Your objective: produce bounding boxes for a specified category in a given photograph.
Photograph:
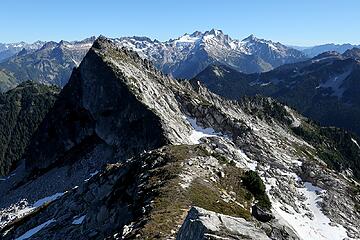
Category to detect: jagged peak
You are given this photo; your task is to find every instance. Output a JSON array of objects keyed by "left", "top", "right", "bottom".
[
  {"left": 241, "top": 34, "right": 282, "bottom": 46},
  {"left": 16, "top": 48, "right": 28, "bottom": 56},
  {"left": 190, "top": 30, "right": 203, "bottom": 38},
  {"left": 170, "top": 29, "right": 228, "bottom": 45},
  {"left": 202, "top": 29, "right": 228, "bottom": 39},
  {"left": 57, "top": 37, "right": 96, "bottom": 49},
  {"left": 81, "top": 36, "right": 96, "bottom": 43},
  {"left": 39, "top": 41, "right": 59, "bottom": 50},
  {"left": 207, "top": 28, "right": 223, "bottom": 36},
  {"left": 90, "top": 36, "right": 162, "bottom": 76},
  {"left": 242, "top": 34, "right": 258, "bottom": 42},
  {"left": 92, "top": 35, "right": 113, "bottom": 50}
]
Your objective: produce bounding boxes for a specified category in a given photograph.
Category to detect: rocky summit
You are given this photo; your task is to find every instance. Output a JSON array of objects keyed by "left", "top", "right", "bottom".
[{"left": 0, "top": 37, "right": 359, "bottom": 240}]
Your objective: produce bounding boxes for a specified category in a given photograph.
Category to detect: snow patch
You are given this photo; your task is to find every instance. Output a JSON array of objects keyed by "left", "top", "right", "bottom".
[
  {"left": 292, "top": 159, "right": 303, "bottom": 166},
  {"left": 33, "top": 192, "right": 65, "bottom": 208},
  {"left": 186, "top": 117, "right": 220, "bottom": 144},
  {"left": 84, "top": 170, "right": 99, "bottom": 182},
  {"left": 0, "top": 192, "right": 65, "bottom": 228},
  {"left": 260, "top": 82, "right": 271, "bottom": 87},
  {"left": 15, "top": 219, "right": 55, "bottom": 240},
  {"left": 0, "top": 200, "right": 33, "bottom": 229},
  {"left": 71, "top": 58, "right": 80, "bottom": 66},
  {"left": 122, "top": 222, "right": 134, "bottom": 238},
  {"left": 230, "top": 146, "right": 257, "bottom": 171},
  {"left": 89, "top": 170, "right": 99, "bottom": 177},
  {"left": 319, "top": 69, "right": 351, "bottom": 98},
  {"left": 285, "top": 106, "right": 301, "bottom": 127},
  {"left": 264, "top": 172, "right": 349, "bottom": 240},
  {"left": 186, "top": 116, "right": 257, "bottom": 170},
  {"left": 0, "top": 173, "right": 15, "bottom": 181},
  {"left": 351, "top": 138, "right": 360, "bottom": 149},
  {"left": 213, "top": 66, "right": 224, "bottom": 77},
  {"left": 174, "top": 34, "right": 199, "bottom": 44},
  {"left": 72, "top": 215, "right": 86, "bottom": 225}
]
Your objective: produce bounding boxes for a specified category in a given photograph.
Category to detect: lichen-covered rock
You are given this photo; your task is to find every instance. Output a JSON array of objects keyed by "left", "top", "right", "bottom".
[{"left": 177, "top": 206, "right": 270, "bottom": 240}]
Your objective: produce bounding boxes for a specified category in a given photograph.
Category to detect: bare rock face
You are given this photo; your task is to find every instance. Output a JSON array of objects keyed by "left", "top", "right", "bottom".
[
  {"left": 1, "top": 149, "right": 173, "bottom": 239},
  {"left": 1, "top": 37, "right": 359, "bottom": 240},
  {"left": 25, "top": 37, "right": 169, "bottom": 172},
  {"left": 177, "top": 207, "right": 270, "bottom": 240},
  {"left": 252, "top": 205, "right": 274, "bottom": 222}
]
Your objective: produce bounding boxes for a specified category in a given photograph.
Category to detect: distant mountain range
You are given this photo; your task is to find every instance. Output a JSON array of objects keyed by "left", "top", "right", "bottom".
[
  {"left": 115, "top": 30, "right": 307, "bottom": 78},
  {"left": 0, "top": 30, "right": 308, "bottom": 90},
  {"left": 0, "top": 37, "right": 95, "bottom": 91},
  {"left": 0, "top": 30, "right": 359, "bottom": 91},
  {"left": 0, "top": 41, "right": 45, "bottom": 62},
  {"left": 292, "top": 43, "right": 360, "bottom": 57},
  {"left": 194, "top": 48, "right": 360, "bottom": 136}
]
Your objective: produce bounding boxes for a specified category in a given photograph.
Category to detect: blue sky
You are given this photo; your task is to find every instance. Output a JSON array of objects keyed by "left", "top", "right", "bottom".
[{"left": 1, "top": 0, "right": 359, "bottom": 46}]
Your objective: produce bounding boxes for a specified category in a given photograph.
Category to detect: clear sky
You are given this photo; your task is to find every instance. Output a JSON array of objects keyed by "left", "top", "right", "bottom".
[{"left": 1, "top": 0, "right": 359, "bottom": 46}]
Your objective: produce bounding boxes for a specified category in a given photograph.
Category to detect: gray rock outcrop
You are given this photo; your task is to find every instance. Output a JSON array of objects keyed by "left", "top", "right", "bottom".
[{"left": 177, "top": 206, "right": 270, "bottom": 240}]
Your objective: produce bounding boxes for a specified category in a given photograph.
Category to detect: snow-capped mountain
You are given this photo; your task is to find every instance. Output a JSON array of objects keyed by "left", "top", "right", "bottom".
[
  {"left": 114, "top": 29, "right": 307, "bottom": 78},
  {"left": 0, "top": 41, "right": 45, "bottom": 62},
  {"left": 194, "top": 48, "right": 360, "bottom": 137},
  {"left": 0, "top": 37, "right": 95, "bottom": 90},
  {"left": 0, "top": 30, "right": 306, "bottom": 91}
]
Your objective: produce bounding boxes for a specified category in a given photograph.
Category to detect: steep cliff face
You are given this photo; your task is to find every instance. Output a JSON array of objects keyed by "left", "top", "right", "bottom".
[
  {"left": 25, "top": 38, "right": 174, "bottom": 172},
  {"left": 0, "top": 37, "right": 359, "bottom": 240}
]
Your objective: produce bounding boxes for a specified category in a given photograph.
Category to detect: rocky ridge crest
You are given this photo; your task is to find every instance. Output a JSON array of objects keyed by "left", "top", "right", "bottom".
[{"left": 0, "top": 37, "right": 358, "bottom": 240}]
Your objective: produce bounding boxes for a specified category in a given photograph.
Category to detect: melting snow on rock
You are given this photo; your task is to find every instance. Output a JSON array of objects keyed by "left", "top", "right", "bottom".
[
  {"left": 32, "top": 192, "right": 65, "bottom": 208},
  {"left": 15, "top": 219, "right": 55, "bottom": 240},
  {"left": 351, "top": 138, "right": 360, "bottom": 149},
  {"left": 266, "top": 175, "right": 349, "bottom": 240},
  {"left": 72, "top": 215, "right": 86, "bottom": 225},
  {"left": 0, "top": 192, "right": 65, "bottom": 228},
  {"left": 186, "top": 117, "right": 221, "bottom": 144}
]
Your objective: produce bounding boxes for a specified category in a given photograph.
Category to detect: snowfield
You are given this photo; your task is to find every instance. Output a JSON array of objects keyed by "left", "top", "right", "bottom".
[
  {"left": 186, "top": 117, "right": 220, "bottom": 144},
  {"left": 0, "top": 192, "right": 65, "bottom": 229},
  {"left": 186, "top": 116, "right": 257, "bottom": 171},
  {"left": 15, "top": 219, "right": 55, "bottom": 240},
  {"left": 263, "top": 172, "right": 349, "bottom": 240},
  {"left": 72, "top": 215, "right": 86, "bottom": 225}
]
